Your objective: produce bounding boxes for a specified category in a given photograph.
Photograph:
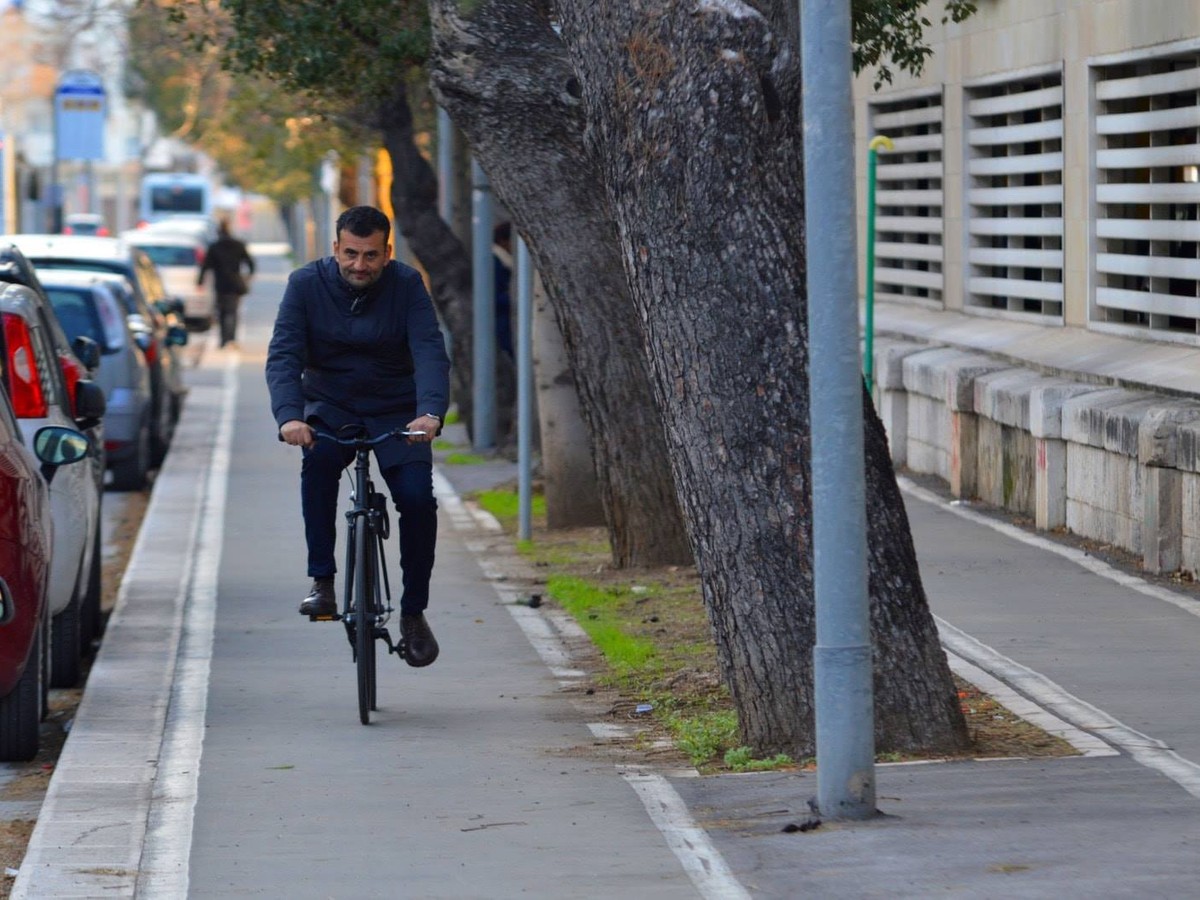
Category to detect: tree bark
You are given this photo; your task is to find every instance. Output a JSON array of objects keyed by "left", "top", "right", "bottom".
[
  {"left": 557, "top": 0, "right": 967, "bottom": 756},
  {"left": 429, "top": 0, "right": 692, "bottom": 566},
  {"left": 532, "top": 271, "right": 605, "bottom": 527},
  {"left": 376, "top": 84, "right": 474, "bottom": 422}
]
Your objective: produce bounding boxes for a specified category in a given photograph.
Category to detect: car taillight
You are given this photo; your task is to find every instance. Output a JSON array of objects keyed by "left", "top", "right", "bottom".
[
  {"left": 142, "top": 337, "right": 159, "bottom": 366},
  {"left": 2, "top": 313, "right": 48, "bottom": 418},
  {"left": 58, "top": 352, "right": 86, "bottom": 418}
]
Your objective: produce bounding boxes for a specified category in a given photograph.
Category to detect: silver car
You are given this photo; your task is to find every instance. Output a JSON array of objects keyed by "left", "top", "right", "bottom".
[
  {"left": 0, "top": 282, "right": 106, "bottom": 688},
  {"left": 39, "top": 271, "right": 155, "bottom": 491}
]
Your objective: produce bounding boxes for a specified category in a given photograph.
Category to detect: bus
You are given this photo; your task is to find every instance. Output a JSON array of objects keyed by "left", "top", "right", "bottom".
[{"left": 138, "top": 172, "right": 212, "bottom": 225}]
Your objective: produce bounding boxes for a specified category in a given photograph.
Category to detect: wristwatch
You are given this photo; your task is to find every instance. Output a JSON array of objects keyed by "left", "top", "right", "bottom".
[{"left": 422, "top": 413, "right": 442, "bottom": 423}]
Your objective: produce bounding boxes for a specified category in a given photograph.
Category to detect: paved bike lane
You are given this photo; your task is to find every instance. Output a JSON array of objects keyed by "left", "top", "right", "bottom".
[{"left": 15, "top": 255, "right": 711, "bottom": 898}]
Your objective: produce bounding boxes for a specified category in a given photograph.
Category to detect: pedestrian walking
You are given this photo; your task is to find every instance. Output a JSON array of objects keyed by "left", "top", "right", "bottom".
[
  {"left": 265, "top": 205, "right": 450, "bottom": 667},
  {"left": 199, "top": 219, "right": 255, "bottom": 347}
]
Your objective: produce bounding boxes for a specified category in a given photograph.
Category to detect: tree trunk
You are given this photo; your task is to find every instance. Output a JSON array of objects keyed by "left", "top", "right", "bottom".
[
  {"left": 429, "top": 0, "right": 692, "bottom": 566},
  {"left": 532, "top": 271, "right": 605, "bottom": 527},
  {"left": 377, "top": 84, "right": 474, "bottom": 422},
  {"left": 557, "top": 0, "right": 967, "bottom": 756}
]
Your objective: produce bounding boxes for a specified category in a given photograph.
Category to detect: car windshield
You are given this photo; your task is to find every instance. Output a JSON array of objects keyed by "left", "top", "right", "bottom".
[
  {"left": 136, "top": 245, "right": 198, "bottom": 267},
  {"left": 44, "top": 286, "right": 125, "bottom": 354}
]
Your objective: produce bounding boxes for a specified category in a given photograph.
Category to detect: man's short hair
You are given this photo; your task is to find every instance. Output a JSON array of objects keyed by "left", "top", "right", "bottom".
[{"left": 336, "top": 206, "right": 391, "bottom": 243}]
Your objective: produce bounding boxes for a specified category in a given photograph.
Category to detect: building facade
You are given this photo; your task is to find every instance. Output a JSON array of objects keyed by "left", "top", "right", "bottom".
[
  {"left": 856, "top": 0, "right": 1200, "bottom": 342},
  {"left": 853, "top": 1, "right": 1200, "bottom": 577}
]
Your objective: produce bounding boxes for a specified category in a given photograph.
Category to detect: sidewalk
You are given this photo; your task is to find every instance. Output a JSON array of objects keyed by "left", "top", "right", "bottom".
[
  {"left": 437, "top": 431, "right": 1200, "bottom": 896},
  {"left": 14, "top": 331, "right": 1200, "bottom": 896}
]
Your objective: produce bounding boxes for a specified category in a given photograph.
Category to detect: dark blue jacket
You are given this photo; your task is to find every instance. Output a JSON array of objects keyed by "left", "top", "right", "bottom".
[{"left": 266, "top": 257, "right": 450, "bottom": 456}]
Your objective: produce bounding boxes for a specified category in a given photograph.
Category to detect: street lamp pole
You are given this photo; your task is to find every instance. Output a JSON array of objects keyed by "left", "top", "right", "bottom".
[{"left": 800, "top": 0, "right": 877, "bottom": 821}]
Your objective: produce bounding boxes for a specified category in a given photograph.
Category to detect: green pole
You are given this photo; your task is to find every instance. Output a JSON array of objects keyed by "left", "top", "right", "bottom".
[{"left": 864, "top": 135, "right": 892, "bottom": 395}]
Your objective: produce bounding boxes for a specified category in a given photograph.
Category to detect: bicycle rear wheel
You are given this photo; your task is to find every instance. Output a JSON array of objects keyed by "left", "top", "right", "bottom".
[{"left": 354, "top": 517, "right": 377, "bottom": 724}]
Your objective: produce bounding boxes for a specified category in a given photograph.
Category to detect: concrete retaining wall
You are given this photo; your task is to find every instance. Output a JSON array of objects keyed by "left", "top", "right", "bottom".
[{"left": 872, "top": 337, "right": 1200, "bottom": 577}]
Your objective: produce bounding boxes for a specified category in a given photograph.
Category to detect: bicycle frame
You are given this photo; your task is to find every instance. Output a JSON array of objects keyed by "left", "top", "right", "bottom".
[
  {"left": 342, "top": 444, "right": 394, "bottom": 645},
  {"left": 311, "top": 426, "right": 424, "bottom": 723}
]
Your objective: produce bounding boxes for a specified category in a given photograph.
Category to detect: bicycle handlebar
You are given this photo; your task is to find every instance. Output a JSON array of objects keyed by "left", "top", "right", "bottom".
[{"left": 311, "top": 427, "right": 426, "bottom": 447}]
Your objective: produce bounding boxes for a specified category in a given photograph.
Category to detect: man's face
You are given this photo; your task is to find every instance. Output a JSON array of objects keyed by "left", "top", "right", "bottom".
[{"left": 334, "top": 229, "right": 391, "bottom": 289}]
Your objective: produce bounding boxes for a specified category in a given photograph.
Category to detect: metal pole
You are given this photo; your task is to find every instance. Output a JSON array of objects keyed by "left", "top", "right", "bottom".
[
  {"left": 437, "top": 109, "right": 455, "bottom": 223},
  {"left": 471, "top": 157, "right": 496, "bottom": 450},
  {"left": 864, "top": 135, "right": 893, "bottom": 395},
  {"left": 516, "top": 235, "right": 534, "bottom": 542},
  {"left": 800, "top": 0, "right": 876, "bottom": 820}
]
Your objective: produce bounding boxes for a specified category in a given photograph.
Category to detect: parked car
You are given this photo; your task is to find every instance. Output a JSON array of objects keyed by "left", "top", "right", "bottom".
[
  {"left": 122, "top": 230, "right": 211, "bottom": 331},
  {"left": 0, "top": 281, "right": 106, "bottom": 690},
  {"left": 0, "top": 243, "right": 108, "bottom": 508},
  {"left": 136, "top": 214, "right": 218, "bottom": 247},
  {"left": 9, "top": 234, "right": 188, "bottom": 463},
  {"left": 39, "top": 270, "right": 156, "bottom": 491},
  {"left": 62, "top": 213, "right": 110, "bottom": 237},
  {"left": 0, "top": 354, "right": 91, "bottom": 760}
]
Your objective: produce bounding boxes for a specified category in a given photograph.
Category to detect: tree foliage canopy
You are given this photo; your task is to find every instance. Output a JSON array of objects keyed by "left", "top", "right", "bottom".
[
  {"left": 218, "top": 0, "right": 429, "bottom": 110},
  {"left": 852, "top": 0, "right": 977, "bottom": 88}
]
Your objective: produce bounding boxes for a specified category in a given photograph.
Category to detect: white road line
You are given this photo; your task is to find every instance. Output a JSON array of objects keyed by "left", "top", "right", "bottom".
[
  {"left": 938, "top": 617, "right": 1200, "bottom": 797},
  {"left": 901, "top": 477, "right": 1200, "bottom": 797},
  {"left": 899, "top": 475, "right": 1200, "bottom": 622},
  {"left": 618, "top": 766, "right": 752, "bottom": 900},
  {"left": 438, "top": 476, "right": 748, "bottom": 898},
  {"left": 137, "top": 350, "right": 238, "bottom": 896},
  {"left": 941, "top": 645, "right": 1116, "bottom": 758}
]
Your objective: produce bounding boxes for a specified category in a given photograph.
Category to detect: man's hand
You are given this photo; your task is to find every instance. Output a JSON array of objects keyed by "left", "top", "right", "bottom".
[
  {"left": 279, "top": 419, "right": 314, "bottom": 447},
  {"left": 405, "top": 414, "right": 440, "bottom": 443}
]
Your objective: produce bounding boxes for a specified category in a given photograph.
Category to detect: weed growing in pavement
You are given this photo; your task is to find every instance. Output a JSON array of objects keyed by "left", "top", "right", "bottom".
[{"left": 724, "top": 746, "right": 795, "bottom": 772}]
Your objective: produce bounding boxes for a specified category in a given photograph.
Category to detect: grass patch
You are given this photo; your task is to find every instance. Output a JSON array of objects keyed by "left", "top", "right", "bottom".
[
  {"left": 546, "top": 576, "right": 656, "bottom": 672},
  {"left": 443, "top": 451, "right": 490, "bottom": 465},
  {"left": 475, "top": 489, "right": 546, "bottom": 522}
]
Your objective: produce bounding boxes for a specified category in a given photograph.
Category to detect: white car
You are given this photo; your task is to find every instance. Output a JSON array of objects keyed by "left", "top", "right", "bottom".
[{"left": 122, "top": 231, "right": 212, "bottom": 331}]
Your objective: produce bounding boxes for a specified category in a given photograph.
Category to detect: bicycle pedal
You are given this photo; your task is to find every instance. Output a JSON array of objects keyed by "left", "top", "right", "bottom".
[{"left": 308, "top": 612, "right": 341, "bottom": 622}]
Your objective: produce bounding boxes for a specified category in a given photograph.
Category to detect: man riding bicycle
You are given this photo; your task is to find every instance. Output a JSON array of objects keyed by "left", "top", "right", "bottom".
[{"left": 266, "top": 205, "right": 450, "bottom": 667}]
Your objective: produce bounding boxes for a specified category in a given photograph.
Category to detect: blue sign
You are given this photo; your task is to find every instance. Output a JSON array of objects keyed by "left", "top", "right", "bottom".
[{"left": 55, "top": 71, "right": 106, "bottom": 162}]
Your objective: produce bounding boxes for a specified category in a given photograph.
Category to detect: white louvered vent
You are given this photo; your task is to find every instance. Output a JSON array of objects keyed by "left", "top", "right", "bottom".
[
  {"left": 868, "top": 91, "right": 944, "bottom": 306},
  {"left": 965, "top": 69, "right": 1064, "bottom": 320},
  {"left": 1093, "top": 50, "right": 1200, "bottom": 339}
]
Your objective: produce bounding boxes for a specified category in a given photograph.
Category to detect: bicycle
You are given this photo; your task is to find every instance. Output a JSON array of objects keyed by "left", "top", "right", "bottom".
[{"left": 308, "top": 426, "right": 424, "bottom": 724}]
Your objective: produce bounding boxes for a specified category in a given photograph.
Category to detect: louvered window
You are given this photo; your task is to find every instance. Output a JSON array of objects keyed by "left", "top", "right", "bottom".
[
  {"left": 965, "top": 68, "right": 1064, "bottom": 320},
  {"left": 868, "top": 90, "right": 944, "bottom": 306},
  {"left": 1093, "top": 49, "right": 1200, "bottom": 339}
]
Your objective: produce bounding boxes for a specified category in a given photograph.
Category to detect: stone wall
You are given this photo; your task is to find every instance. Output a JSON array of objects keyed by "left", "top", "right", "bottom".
[{"left": 874, "top": 337, "right": 1200, "bottom": 576}]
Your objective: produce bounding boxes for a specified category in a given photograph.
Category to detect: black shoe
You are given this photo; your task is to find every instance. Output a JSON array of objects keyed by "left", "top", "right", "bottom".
[
  {"left": 400, "top": 613, "right": 439, "bottom": 667},
  {"left": 300, "top": 578, "right": 337, "bottom": 618}
]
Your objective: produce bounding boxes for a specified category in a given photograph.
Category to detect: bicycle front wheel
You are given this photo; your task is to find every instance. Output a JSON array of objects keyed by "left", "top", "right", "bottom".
[{"left": 354, "top": 517, "right": 377, "bottom": 724}]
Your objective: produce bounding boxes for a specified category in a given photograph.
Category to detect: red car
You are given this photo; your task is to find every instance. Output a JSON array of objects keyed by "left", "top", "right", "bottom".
[{"left": 0, "top": 323, "right": 91, "bottom": 761}]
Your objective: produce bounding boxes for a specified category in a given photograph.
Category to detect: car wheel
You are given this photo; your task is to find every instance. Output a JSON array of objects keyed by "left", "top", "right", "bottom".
[
  {"left": 80, "top": 525, "right": 103, "bottom": 653},
  {"left": 51, "top": 580, "right": 83, "bottom": 688},
  {"left": 0, "top": 618, "right": 43, "bottom": 761},
  {"left": 111, "top": 421, "right": 151, "bottom": 491}
]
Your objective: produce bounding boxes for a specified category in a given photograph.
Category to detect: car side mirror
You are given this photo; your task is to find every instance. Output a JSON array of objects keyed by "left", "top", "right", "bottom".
[
  {"left": 33, "top": 425, "right": 90, "bottom": 466},
  {"left": 156, "top": 298, "right": 185, "bottom": 318},
  {"left": 73, "top": 379, "right": 107, "bottom": 428},
  {"left": 166, "top": 324, "right": 189, "bottom": 347},
  {"left": 72, "top": 335, "right": 101, "bottom": 370}
]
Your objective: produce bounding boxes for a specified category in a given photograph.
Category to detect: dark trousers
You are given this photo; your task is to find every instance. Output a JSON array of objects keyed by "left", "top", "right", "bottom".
[
  {"left": 216, "top": 293, "right": 242, "bottom": 346},
  {"left": 301, "top": 439, "right": 437, "bottom": 615}
]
